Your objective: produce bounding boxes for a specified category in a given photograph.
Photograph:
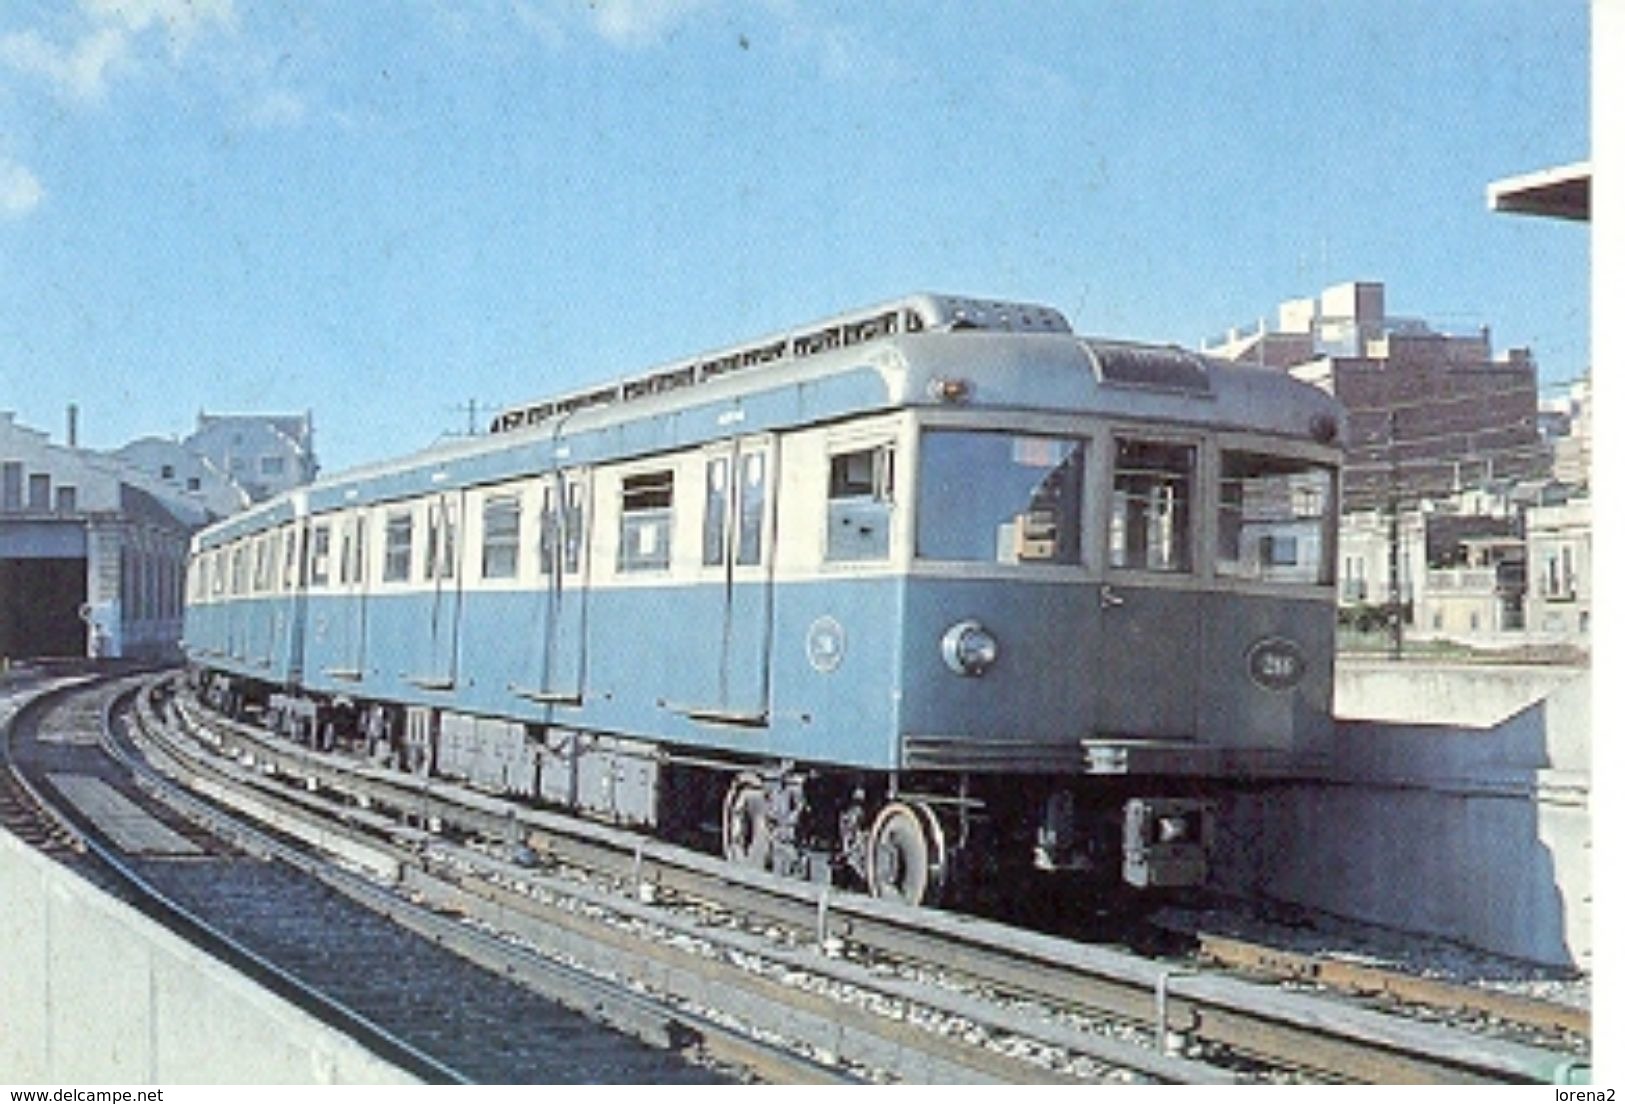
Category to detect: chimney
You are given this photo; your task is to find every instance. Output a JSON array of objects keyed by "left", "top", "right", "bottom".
[{"left": 67, "top": 403, "right": 79, "bottom": 449}]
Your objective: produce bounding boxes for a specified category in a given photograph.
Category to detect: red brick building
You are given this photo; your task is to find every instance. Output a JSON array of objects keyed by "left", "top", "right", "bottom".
[{"left": 1206, "top": 281, "right": 1547, "bottom": 511}]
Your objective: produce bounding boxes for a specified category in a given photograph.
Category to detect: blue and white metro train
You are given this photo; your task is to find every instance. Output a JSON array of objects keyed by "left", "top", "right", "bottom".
[{"left": 183, "top": 294, "right": 1345, "bottom": 906}]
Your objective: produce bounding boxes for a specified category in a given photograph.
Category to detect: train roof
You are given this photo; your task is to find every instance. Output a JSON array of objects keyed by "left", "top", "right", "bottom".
[{"left": 194, "top": 293, "right": 1344, "bottom": 550}]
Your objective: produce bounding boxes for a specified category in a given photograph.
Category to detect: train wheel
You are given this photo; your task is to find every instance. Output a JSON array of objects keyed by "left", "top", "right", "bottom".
[
  {"left": 721, "top": 778, "right": 772, "bottom": 869},
  {"left": 866, "top": 801, "right": 947, "bottom": 907}
]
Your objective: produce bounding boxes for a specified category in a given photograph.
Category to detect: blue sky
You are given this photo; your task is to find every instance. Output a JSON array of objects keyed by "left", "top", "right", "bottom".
[{"left": 0, "top": 1, "right": 1591, "bottom": 474}]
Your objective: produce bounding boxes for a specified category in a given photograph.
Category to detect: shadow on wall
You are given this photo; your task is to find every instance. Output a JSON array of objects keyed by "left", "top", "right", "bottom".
[{"left": 1214, "top": 670, "right": 1589, "bottom": 971}]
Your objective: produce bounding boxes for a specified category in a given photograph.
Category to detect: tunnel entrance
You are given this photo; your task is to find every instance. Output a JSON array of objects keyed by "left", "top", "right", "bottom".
[{"left": 0, "top": 557, "right": 87, "bottom": 658}]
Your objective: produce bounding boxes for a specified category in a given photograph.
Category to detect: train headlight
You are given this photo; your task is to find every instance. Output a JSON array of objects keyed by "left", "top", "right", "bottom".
[
  {"left": 941, "top": 620, "right": 998, "bottom": 677},
  {"left": 1157, "top": 815, "right": 1192, "bottom": 844}
]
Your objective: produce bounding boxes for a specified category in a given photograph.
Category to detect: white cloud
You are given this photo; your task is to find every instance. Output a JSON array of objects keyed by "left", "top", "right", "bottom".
[
  {"left": 0, "top": 0, "right": 235, "bottom": 102},
  {"left": 242, "top": 87, "right": 305, "bottom": 128},
  {"left": 82, "top": 0, "right": 236, "bottom": 48},
  {"left": 585, "top": 0, "right": 717, "bottom": 48},
  {"left": 0, "top": 25, "right": 129, "bottom": 102},
  {"left": 0, "top": 157, "right": 45, "bottom": 218}
]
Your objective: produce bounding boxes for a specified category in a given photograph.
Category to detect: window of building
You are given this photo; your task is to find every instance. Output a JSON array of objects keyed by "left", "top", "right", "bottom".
[
  {"left": 618, "top": 470, "right": 673, "bottom": 572},
  {"left": 1, "top": 462, "right": 21, "bottom": 511},
  {"left": 186, "top": 477, "right": 201, "bottom": 492},
  {"left": 27, "top": 473, "right": 50, "bottom": 511},
  {"left": 1109, "top": 439, "right": 1193, "bottom": 573},
  {"left": 56, "top": 486, "right": 77, "bottom": 513},
  {"left": 482, "top": 494, "right": 521, "bottom": 579},
  {"left": 1541, "top": 548, "right": 1577, "bottom": 601},
  {"left": 383, "top": 510, "right": 414, "bottom": 582},
  {"left": 918, "top": 431, "right": 1086, "bottom": 564},
  {"left": 826, "top": 444, "right": 894, "bottom": 562},
  {"left": 161, "top": 464, "right": 175, "bottom": 480}
]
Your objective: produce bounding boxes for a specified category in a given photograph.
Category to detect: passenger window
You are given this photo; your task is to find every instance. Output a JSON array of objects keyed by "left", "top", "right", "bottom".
[
  {"left": 338, "top": 518, "right": 365, "bottom": 585},
  {"left": 619, "top": 470, "right": 673, "bottom": 572},
  {"left": 383, "top": 510, "right": 414, "bottom": 582},
  {"left": 252, "top": 538, "right": 270, "bottom": 594},
  {"left": 703, "top": 458, "right": 729, "bottom": 567},
  {"left": 482, "top": 493, "right": 521, "bottom": 579},
  {"left": 538, "top": 482, "right": 559, "bottom": 577},
  {"left": 703, "top": 450, "right": 769, "bottom": 568},
  {"left": 538, "top": 477, "right": 586, "bottom": 577},
  {"left": 737, "top": 450, "right": 766, "bottom": 567},
  {"left": 826, "top": 444, "right": 894, "bottom": 562},
  {"left": 267, "top": 533, "right": 282, "bottom": 593},
  {"left": 918, "top": 432, "right": 1086, "bottom": 564},
  {"left": 309, "top": 524, "right": 332, "bottom": 586},
  {"left": 1217, "top": 452, "right": 1335, "bottom": 584},
  {"left": 425, "top": 500, "right": 459, "bottom": 580},
  {"left": 283, "top": 527, "right": 301, "bottom": 589},
  {"left": 562, "top": 480, "right": 584, "bottom": 575},
  {"left": 1110, "top": 439, "right": 1193, "bottom": 573}
]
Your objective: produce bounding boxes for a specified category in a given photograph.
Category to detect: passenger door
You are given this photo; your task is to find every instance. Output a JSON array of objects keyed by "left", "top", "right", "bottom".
[
  {"left": 279, "top": 521, "right": 308, "bottom": 682},
  {"left": 520, "top": 469, "right": 591, "bottom": 703},
  {"left": 696, "top": 439, "right": 777, "bottom": 723},
  {"left": 328, "top": 508, "right": 370, "bottom": 680},
  {"left": 423, "top": 491, "right": 465, "bottom": 688},
  {"left": 1093, "top": 435, "right": 1201, "bottom": 740}
]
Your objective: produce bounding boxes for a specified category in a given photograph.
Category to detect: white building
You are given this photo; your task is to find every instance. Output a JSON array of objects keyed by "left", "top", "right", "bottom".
[
  {"left": 113, "top": 436, "right": 251, "bottom": 518},
  {"left": 185, "top": 412, "right": 317, "bottom": 503},
  {"left": 1525, "top": 497, "right": 1591, "bottom": 640},
  {"left": 1, "top": 412, "right": 208, "bottom": 660}
]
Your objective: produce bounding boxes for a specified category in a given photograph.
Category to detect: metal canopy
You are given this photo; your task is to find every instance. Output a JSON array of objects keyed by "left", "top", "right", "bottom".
[{"left": 1487, "top": 161, "right": 1591, "bottom": 222}]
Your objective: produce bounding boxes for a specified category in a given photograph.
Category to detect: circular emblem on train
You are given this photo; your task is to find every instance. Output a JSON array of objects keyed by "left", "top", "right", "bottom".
[
  {"left": 806, "top": 616, "right": 846, "bottom": 673},
  {"left": 1246, "top": 636, "right": 1306, "bottom": 692}
]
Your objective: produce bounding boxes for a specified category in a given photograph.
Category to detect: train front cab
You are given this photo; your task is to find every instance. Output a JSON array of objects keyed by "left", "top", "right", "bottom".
[{"left": 889, "top": 405, "right": 1340, "bottom": 898}]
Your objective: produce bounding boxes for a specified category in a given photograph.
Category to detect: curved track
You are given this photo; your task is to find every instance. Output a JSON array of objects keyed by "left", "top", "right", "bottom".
[
  {"left": 116, "top": 674, "right": 1591, "bottom": 1085},
  {"left": 1, "top": 674, "right": 742, "bottom": 1084}
]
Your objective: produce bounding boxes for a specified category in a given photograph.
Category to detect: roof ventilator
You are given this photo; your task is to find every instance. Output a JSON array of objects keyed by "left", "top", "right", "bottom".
[{"left": 488, "top": 295, "right": 1069, "bottom": 434}]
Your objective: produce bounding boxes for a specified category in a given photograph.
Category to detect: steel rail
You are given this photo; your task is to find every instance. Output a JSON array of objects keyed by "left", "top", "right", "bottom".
[
  {"left": 1194, "top": 931, "right": 1589, "bottom": 1040},
  {"left": 2, "top": 676, "right": 469, "bottom": 1085},
  {"left": 166, "top": 679, "right": 1590, "bottom": 1085},
  {"left": 138, "top": 684, "right": 1178, "bottom": 1082},
  {"left": 126, "top": 684, "right": 851, "bottom": 1085}
]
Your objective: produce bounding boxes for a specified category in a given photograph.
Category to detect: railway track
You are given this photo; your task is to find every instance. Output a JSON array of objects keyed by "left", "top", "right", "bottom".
[
  {"left": 0, "top": 675, "right": 749, "bottom": 1084},
  {"left": 109, "top": 674, "right": 1590, "bottom": 1085},
  {"left": 1192, "top": 931, "right": 1589, "bottom": 1044}
]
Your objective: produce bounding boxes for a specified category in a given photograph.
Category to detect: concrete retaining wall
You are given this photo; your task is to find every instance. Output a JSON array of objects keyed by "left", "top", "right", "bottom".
[
  {"left": 1215, "top": 662, "right": 1590, "bottom": 970},
  {"left": 0, "top": 829, "right": 416, "bottom": 1084}
]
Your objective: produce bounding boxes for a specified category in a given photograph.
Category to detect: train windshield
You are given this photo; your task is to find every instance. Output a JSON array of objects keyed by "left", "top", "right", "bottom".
[
  {"left": 917, "top": 430, "right": 1087, "bottom": 564},
  {"left": 1217, "top": 451, "right": 1336, "bottom": 585}
]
